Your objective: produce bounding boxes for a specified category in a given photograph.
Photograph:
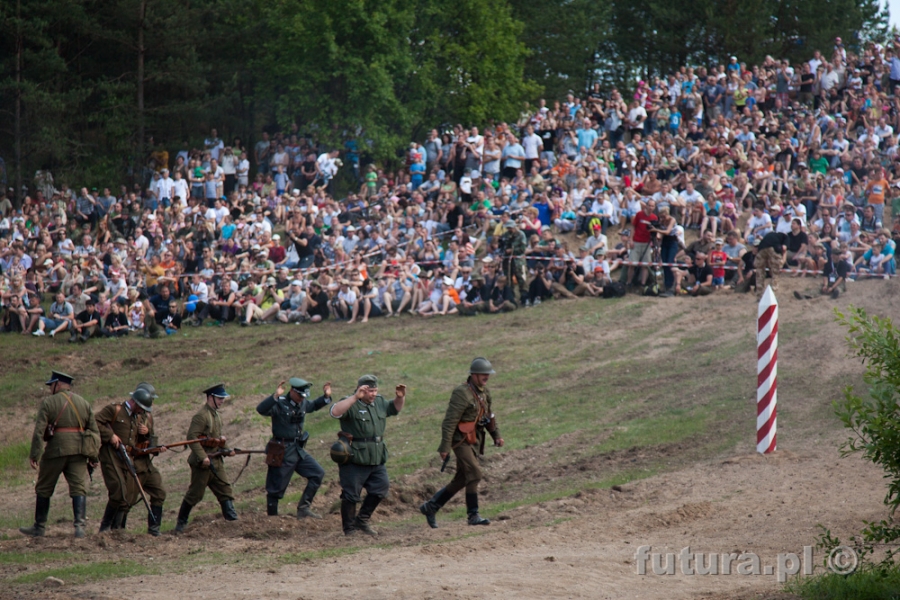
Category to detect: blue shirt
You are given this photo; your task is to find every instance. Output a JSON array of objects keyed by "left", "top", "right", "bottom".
[
  {"left": 576, "top": 128, "right": 598, "bottom": 150},
  {"left": 891, "top": 57, "right": 900, "bottom": 81},
  {"left": 669, "top": 112, "right": 682, "bottom": 129},
  {"left": 502, "top": 144, "right": 525, "bottom": 169}
]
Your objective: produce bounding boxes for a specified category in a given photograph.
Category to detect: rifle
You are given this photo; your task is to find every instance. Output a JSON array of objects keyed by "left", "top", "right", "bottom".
[
  {"left": 205, "top": 448, "right": 267, "bottom": 487},
  {"left": 115, "top": 444, "right": 156, "bottom": 524},
  {"left": 129, "top": 436, "right": 225, "bottom": 457}
]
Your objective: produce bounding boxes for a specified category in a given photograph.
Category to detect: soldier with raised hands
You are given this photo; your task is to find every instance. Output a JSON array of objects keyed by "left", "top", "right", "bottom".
[
  {"left": 329, "top": 375, "right": 406, "bottom": 536},
  {"left": 256, "top": 378, "right": 332, "bottom": 518},
  {"left": 420, "top": 357, "right": 504, "bottom": 528}
]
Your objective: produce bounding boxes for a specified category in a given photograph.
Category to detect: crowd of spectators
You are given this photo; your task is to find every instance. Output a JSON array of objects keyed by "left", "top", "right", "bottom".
[{"left": 4, "top": 36, "right": 900, "bottom": 339}]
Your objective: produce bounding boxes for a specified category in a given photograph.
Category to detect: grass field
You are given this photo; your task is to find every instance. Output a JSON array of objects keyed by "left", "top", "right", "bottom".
[{"left": 0, "top": 289, "right": 859, "bottom": 593}]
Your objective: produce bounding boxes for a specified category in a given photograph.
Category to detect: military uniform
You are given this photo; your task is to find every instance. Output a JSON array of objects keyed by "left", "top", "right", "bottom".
[
  {"left": 256, "top": 378, "right": 330, "bottom": 517},
  {"left": 501, "top": 224, "right": 528, "bottom": 303},
  {"left": 95, "top": 390, "right": 166, "bottom": 535},
  {"left": 21, "top": 371, "right": 100, "bottom": 538},
  {"left": 332, "top": 374, "right": 400, "bottom": 535},
  {"left": 421, "top": 358, "right": 502, "bottom": 528},
  {"left": 175, "top": 384, "right": 237, "bottom": 533}
]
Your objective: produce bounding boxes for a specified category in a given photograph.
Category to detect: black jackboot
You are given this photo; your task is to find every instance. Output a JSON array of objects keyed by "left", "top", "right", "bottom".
[
  {"left": 148, "top": 505, "right": 163, "bottom": 537},
  {"left": 419, "top": 487, "right": 454, "bottom": 529},
  {"left": 72, "top": 496, "right": 87, "bottom": 538},
  {"left": 266, "top": 496, "right": 279, "bottom": 516},
  {"left": 19, "top": 496, "right": 50, "bottom": 537},
  {"left": 119, "top": 509, "right": 130, "bottom": 530},
  {"left": 220, "top": 499, "right": 238, "bottom": 521},
  {"left": 354, "top": 494, "right": 382, "bottom": 536},
  {"left": 465, "top": 492, "right": 490, "bottom": 526},
  {"left": 98, "top": 502, "right": 117, "bottom": 533},
  {"left": 296, "top": 484, "right": 322, "bottom": 519},
  {"left": 174, "top": 501, "right": 193, "bottom": 533},
  {"left": 340, "top": 499, "right": 358, "bottom": 535}
]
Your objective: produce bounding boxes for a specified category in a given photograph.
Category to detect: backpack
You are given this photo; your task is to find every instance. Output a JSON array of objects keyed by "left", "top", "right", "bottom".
[
  {"left": 642, "top": 281, "right": 660, "bottom": 297},
  {"left": 603, "top": 281, "right": 627, "bottom": 298}
]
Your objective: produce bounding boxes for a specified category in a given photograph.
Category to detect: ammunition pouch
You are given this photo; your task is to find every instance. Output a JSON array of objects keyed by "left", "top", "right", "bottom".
[{"left": 265, "top": 440, "right": 285, "bottom": 468}]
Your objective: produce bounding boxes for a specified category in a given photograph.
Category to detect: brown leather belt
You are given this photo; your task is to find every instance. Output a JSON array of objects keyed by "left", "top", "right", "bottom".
[{"left": 54, "top": 427, "right": 83, "bottom": 433}]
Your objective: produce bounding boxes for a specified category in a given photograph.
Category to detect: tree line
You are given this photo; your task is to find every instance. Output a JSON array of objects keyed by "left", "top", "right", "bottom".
[{"left": 0, "top": 0, "right": 889, "bottom": 201}]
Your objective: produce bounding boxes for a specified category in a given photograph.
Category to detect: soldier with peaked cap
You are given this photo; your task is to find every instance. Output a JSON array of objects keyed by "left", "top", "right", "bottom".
[
  {"left": 95, "top": 382, "right": 167, "bottom": 535},
  {"left": 329, "top": 374, "right": 406, "bottom": 536},
  {"left": 20, "top": 371, "right": 100, "bottom": 539},
  {"left": 420, "top": 357, "right": 504, "bottom": 528},
  {"left": 174, "top": 383, "right": 237, "bottom": 533},
  {"left": 256, "top": 377, "right": 333, "bottom": 518}
]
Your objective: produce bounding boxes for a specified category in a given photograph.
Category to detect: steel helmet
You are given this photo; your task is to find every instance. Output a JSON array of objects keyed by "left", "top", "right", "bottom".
[
  {"left": 330, "top": 438, "right": 352, "bottom": 465},
  {"left": 130, "top": 388, "right": 154, "bottom": 412},
  {"left": 135, "top": 381, "right": 159, "bottom": 399},
  {"left": 469, "top": 357, "right": 496, "bottom": 375}
]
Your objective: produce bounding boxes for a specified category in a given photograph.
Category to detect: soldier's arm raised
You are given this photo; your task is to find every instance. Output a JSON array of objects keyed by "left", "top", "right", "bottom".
[
  {"left": 256, "top": 393, "right": 278, "bottom": 416},
  {"left": 330, "top": 387, "right": 367, "bottom": 418}
]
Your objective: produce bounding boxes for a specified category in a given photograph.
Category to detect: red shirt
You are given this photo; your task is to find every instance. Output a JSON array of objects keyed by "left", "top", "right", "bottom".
[
  {"left": 710, "top": 250, "right": 727, "bottom": 278},
  {"left": 632, "top": 210, "right": 658, "bottom": 243}
]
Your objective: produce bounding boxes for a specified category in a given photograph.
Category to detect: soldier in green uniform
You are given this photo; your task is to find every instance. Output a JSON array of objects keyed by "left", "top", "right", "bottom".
[
  {"left": 420, "top": 357, "right": 504, "bottom": 528},
  {"left": 329, "top": 375, "right": 406, "bottom": 536},
  {"left": 256, "top": 378, "right": 332, "bottom": 518},
  {"left": 95, "top": 384, "right": 167, "bottom": 535},
  {"left": 20, "top": 371, "right": 100, "bottom": 538},
  {"left": 174, "top": 384, "right": 237, "bottom": 533},
  {"left": 501, "top": 221, "right": 528, "bottom": 305}
]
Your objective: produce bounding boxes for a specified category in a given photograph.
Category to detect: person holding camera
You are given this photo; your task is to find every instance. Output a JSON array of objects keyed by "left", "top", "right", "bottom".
[
  {"left": 242, "top": 276, "right": 284, "bottom": 326},
  {"left": 256, "top": 378, "right": 332, "bottom": 518}
]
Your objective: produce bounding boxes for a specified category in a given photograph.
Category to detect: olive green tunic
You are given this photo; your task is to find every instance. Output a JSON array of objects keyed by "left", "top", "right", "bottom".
[
  {"left": 337, "top": 396, "right": 399, "bottom": 466},
  {"left": 438, "top": 383, "right": 493, "bottom": 454},
  {"left": 182, "top": 403, "right": 232, "bottom": 506},
  {"left": 29, "top": 391, "right": 100, "bottom": 498}
]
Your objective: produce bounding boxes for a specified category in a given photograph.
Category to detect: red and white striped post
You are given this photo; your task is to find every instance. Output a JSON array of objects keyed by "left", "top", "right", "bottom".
[{"left": 757, "top": 286, "right": 778, "bottom": 454}]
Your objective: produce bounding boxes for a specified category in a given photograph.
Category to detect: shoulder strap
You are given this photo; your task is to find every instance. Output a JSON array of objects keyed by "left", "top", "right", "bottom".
[
  {"left": 61, "top": 392, "right": 85, "bottom": 432},
  {"left": 49, "top": 396, "right": 69, "bottom": 431}
]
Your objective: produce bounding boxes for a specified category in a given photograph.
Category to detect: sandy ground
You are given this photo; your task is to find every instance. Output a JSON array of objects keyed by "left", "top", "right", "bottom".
[{"left": 12, "top": 431, "right": 880, "bottom": 600}]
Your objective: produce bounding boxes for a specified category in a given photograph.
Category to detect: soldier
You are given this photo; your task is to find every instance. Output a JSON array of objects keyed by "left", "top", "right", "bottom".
[
  {"left": 20, "top": 371, "right": 100, "bottom": 538},
  {"left": 256, "top": 378, "right": 332, "bottom": 518},
  {"left": 95, "top": 383, "right": 167, "bottom": 535},
  {"left": 420, "top": 357, "right": 504, "bottom": 528},
  {"left": 501, "top": 221, "right": 528, "bottom": 305},
  {"left": 330, "top": 375, "right": 406, "bottom": 536},
  {"left": 174, "top": 384, "right": 237, "bottom": 533}
]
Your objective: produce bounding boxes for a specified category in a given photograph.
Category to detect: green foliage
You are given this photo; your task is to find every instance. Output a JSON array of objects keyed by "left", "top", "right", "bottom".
[
  {"left": 822, "top": 306, "right": 900, "bottom": 573},
  {"left": 785, "top": 554, "right": 900, "bottom": 599}
]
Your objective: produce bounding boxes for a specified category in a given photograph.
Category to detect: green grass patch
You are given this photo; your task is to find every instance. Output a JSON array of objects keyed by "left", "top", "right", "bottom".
[
  {"left": 0, "top": 441, "right": 30, "bottom": 472},
  {"left": 0, "top": 551, "right": 73, "bottom": 564},
  {"left": 785, "top": 567, "right": 900, "bottom": 599},
  {"left": 12, "top": 559, "right": 159, "bottom": 584}
]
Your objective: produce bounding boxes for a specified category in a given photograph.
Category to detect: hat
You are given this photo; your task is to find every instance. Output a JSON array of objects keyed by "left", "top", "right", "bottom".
[
  {"left": 592, "top": 223, "right": 602, "bottom": 230},
  {"left": 715, "top": 238, "right": 724, "bottom": 244},
  {"left": 442, "top": 276, "right": 454, "bottom": 286},
  {"left": 115, "top": 238, "right": 127, "bottom": 244},
  {"left": 266, "top": 277, "right": 276, "bottom": 286},
  {"left": 471, "top": 274, "right": 485, "bottom": 281},
  {"left": 272, "top": 234, "right": 281, "bottom": 240},
  {"left": 481, "top": 256, "right": 493, "bottom": 264},
  {"left": 357, "top": 374, "right": 379, "bottom": 389},
  {"left": 291, "top": 279, "right": 303, "bottom": 286},
  {"left": 43, "top": 259, "right": 53, "bottom": 267},
  {"left": 203, "top": 383, "right": 230, "bottom": 398},
  {"left": 345, "top": 225, "right": 356, "bottom": 232},
  {"left": 289, "top": 377, "right": 312, "bottom": 391},
  {"left": 45, "top": 371, "right": 74, "bottom": 386},
  {"left": 619, "top": 229, "right": 631, "bottom": 236},
  {"left": 752, "top": 238, "right": 761, "bottom": 247},
  {"left": 596, "top": 247, "right": 608, "bottom": 255},
  {"left": 503, "top": 221, "right": 517, "bottom": 229},
  {"left": 292, "top": 189, "right": 301, "bottom": 195},
  {"left": 594, "top": 265, "right": 605, "bottom": 272}
]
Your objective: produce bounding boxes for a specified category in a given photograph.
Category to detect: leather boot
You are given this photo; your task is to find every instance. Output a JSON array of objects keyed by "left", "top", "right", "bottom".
[
  {"left": 354, "top": 494, "right": 382, "bottom": 536},
  {"left": 110, "top": 508, "right": 125, "bottom": 530},
  {"left": 419, "top": 487, "right": 454, "bottom": 529},
  {"left": 119, "top": 509, "right": 130, "bottom": 530},
  {"left": 19, "top": 496, "right": 50, "bottom": 537},
  {"left": 148, "top": 505, "right": 163, "bottom": 537},
  {"left": 174, "top": 501, "right": 193, "bottom": 533},
  {"left": 220, "top": 499, "right": 238, "bottom": 521},
  {"left": 340, "top": 499, "right": 358, "bottom": 535},
  {"left": 266, "top": 497, "right": 279, "bottom": 516},
  {"left": 296, "top": 485, "right": 322, "bottom": 519},
  {"left": 465, "top": 492, "right": 490, "bottom": 526},
  {"left": 98, "top": 501, "right": 117, "bottom": 533},
  {"left": 72, "top": 496, "right": 87, "bottom": 538}
]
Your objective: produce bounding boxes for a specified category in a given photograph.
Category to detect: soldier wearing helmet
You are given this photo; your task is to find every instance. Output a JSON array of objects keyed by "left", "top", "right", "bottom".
[
  {"left": 256, "top": 377, "right": 333, "bottom": 518},
  {"left": 329, "top": 374, "right": 407, "bottom": 536},
  {"left": 420, "top": 357, "right": 504, "bottom": 528},
  {"left": 95, "top": 382, "right": 167, "bottom": 535}
]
